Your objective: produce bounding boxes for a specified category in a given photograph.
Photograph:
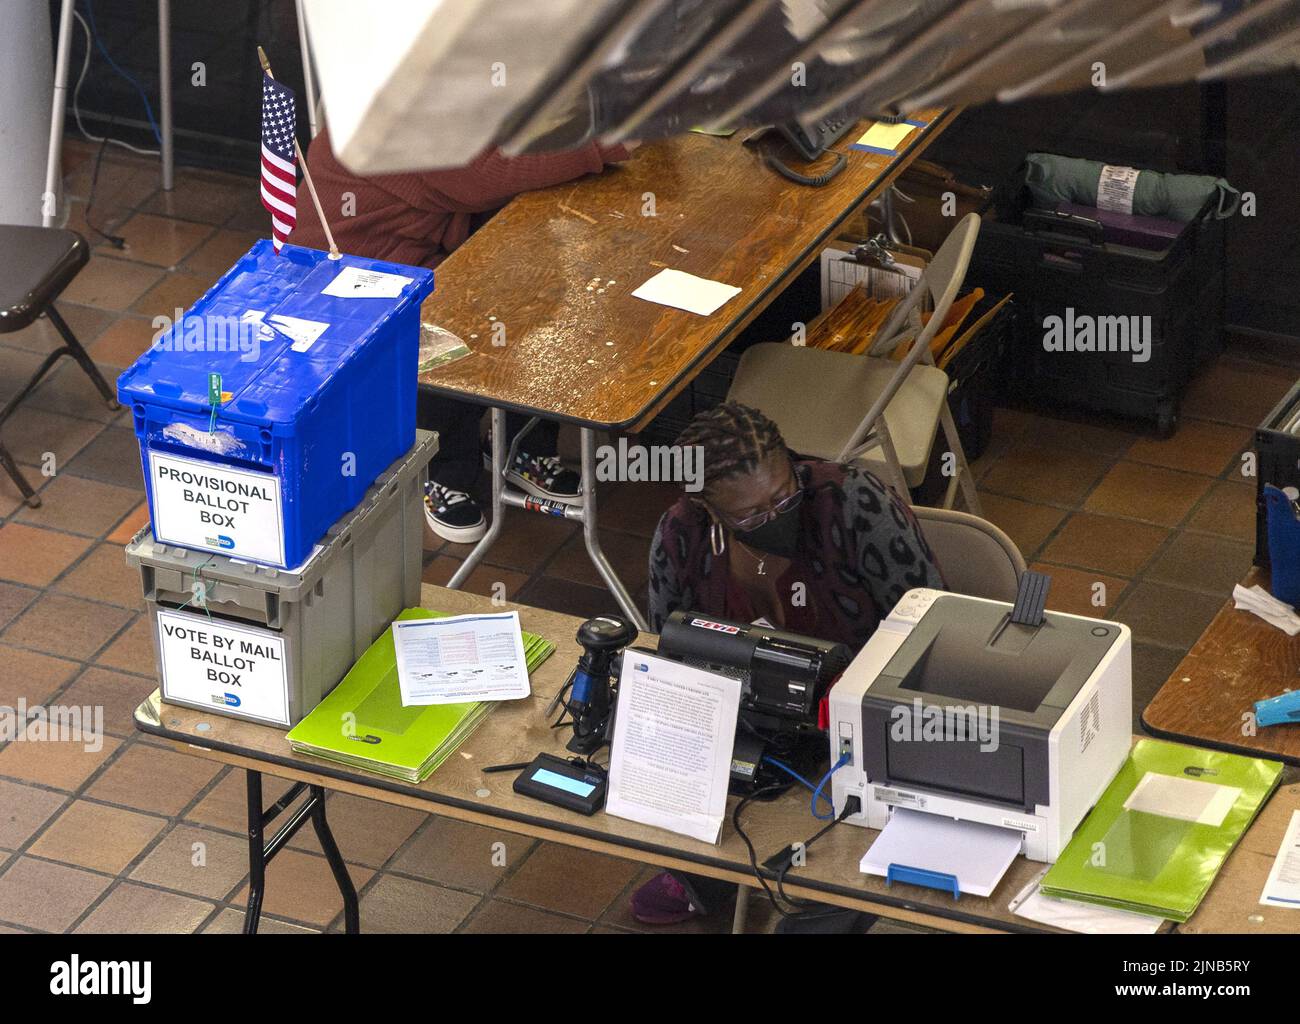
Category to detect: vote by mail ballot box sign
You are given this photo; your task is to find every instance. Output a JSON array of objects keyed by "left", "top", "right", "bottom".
[
  {"left": 156, "top": 608, "right": 290, "bottom": 726},
  {"left": 149, "top": 450, "right": 286, "bottom": 566}
]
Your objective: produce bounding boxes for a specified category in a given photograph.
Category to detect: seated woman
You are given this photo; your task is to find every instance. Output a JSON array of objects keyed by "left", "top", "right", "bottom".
[
  {"left": 635, "top": 401, "right": 946, "bottom": 929},
  {"left": 648, "top": 402, "right": 943, "bottom": 644}
]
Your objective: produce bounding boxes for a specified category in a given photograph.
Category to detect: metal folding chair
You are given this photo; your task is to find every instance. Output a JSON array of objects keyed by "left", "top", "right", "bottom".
[
  {"left": 728, "top": 213, "right": 983, "bottom": 512},
  {"left": 0, "top": 225, "right": 119, "bottom": 507}
]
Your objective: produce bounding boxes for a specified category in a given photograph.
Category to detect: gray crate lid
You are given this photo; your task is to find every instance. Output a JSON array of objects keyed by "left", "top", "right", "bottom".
[{"left": 125, "top": 429, "right": 436, "bottom": 597}]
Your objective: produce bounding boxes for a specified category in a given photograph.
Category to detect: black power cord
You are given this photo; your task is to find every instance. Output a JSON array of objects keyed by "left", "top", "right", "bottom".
[
  {"left": 733, "top": 782, "right": 798, "bottom": 918},
  {"left": 734, "top": 791, "right": 860, "bottom": 920},
  {"left": 770, "top": 804, "right": 855, "bottom": 910},
  {"left": 82, "top": 127, "right": 127, "bottom": 250}
]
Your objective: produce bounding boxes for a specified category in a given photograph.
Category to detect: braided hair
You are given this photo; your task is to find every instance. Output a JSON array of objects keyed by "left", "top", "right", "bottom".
[{"left": 675, "top": 402, "right": 788, "bottom": 495}]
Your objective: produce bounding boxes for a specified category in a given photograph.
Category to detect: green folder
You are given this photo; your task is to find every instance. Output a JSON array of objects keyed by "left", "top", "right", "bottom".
[
  {"left": 287, "top": 608, "right": 555, "bottom": 784},
  {"left": 1040, "top": 738, "right": 1283, "bottom": 921}
]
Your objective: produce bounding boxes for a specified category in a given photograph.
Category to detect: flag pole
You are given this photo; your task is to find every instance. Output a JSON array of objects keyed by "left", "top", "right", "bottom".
[{"left": 258, "top": 45, "right": 340, "bottom": 260}]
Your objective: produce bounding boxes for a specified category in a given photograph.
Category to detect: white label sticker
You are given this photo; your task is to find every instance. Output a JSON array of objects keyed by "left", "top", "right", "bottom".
[
  {"left": 267, "top": 313, "right": 329, "bottom": 352},
  {"left": 150, "top": 450, "right": 285, "bottom": 566},
  {"left": 241, "top": 309, "right": 275, "bottom": 344},
  {"left": 156, "top": 608, "right": 290, "bottom": 726},
  {"left": 321, "top": 265, "right": 414, "bottom": 299},
  {"left": 1097, "top": 164, "right": 1140, "bottom": 215},
  {"left": 1123, "top": 772, "right": 1242, "bottom": 827},
  {"left": 874, "top": 786, "right": 926, "bottom": 809}
]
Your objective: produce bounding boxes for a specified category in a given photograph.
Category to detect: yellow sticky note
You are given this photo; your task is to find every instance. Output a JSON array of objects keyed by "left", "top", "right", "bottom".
[{"left": 855, "top": 121, "right": 916, "bottom": 151}]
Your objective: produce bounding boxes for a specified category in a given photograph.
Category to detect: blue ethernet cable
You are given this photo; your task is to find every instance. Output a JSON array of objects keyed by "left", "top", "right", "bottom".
[{"left": 84, "top": 0, "right": 163, "bottom": 143}]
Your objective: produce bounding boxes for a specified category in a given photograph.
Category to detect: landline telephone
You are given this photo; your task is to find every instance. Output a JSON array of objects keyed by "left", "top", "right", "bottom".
[
  {"left": 764, "top": 110, "right": 859, "bottom": 186},
  {"left": 760, "top": 111, "right": 911, "bottom": 185},
  {"left": 778, "top": 114, "right": 854, "bottom": 162}
]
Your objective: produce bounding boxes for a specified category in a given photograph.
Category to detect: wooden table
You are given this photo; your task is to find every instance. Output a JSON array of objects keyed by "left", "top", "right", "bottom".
[
  {"left": 417, "top": 112, "right": 958, "bottom": 627},
  {"left": 1143, "top": 567, "right": 1300, "bottom": 765},
  {"left": 134, "top": 584, "right": 1298, "bottom": 934},
  {"left": 131, "top": 584, "right": 1081, "bottom": 934},
  {"left": 1180, "top": 780, "right": 1300, "bottom": 933}
]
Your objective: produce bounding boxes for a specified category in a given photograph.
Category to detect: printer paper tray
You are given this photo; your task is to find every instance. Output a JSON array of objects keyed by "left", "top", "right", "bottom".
[{"left": 860, "top": 807, "right": 1023, "bottom": 899}]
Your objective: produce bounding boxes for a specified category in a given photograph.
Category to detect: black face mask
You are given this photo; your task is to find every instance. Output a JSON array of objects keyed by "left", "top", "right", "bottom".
[{"left": 733, "top": 502, "right": 802, "bottom": 559}]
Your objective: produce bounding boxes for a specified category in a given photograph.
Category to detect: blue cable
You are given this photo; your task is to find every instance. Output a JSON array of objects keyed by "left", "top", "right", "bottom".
[
  {"left": 810, "top": 752, "right": 851, "bottom": 820},
  {"left": 83, "top": 0, "right": 163, "bottom": 143},
  {"left": 762, "top": 756, "right": 820, "bottom": 795},
  {"left": 762, "top": 753, "right": 848, "bottom": 819}
]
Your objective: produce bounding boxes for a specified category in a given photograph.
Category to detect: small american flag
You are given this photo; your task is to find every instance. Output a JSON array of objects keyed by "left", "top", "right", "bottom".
[{"left": 260, "top": 72, "right": 298, "bottom": 252}]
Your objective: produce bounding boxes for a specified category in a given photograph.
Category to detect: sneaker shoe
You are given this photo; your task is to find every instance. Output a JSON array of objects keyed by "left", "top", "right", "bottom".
[
  {"left": 484, "top": 446, "right": 583, "bottom": 505},
  {"left": 630, "top": 871, "right": 705, "bottom": 926},
  {"left": 424, "top": 481, "right": 487, "bottom": 543}
]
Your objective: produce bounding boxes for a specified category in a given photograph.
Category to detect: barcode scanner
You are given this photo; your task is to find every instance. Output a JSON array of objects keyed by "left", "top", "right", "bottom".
[{"left": 563, "top": 615, "right": 638, "bottom": 755}]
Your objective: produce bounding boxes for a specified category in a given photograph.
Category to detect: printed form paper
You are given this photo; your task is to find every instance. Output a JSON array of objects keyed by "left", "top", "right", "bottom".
[
  {"left": 605, "top": 650, "right": 741, "bottom": 843},
  {"left": 632, "top": 269, "right": 740, "bottom": 316},
  {"left": 392, "top": 612, "right": 530, "bottom": 706},
  {"left": 1260, "top": 809, "right": 1300, "bottom": 908}
]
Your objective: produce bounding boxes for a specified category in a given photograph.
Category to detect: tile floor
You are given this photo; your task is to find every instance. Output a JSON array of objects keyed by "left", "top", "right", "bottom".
[{"left": 0, "top": 143, "right": 1296, "bottom": 934}]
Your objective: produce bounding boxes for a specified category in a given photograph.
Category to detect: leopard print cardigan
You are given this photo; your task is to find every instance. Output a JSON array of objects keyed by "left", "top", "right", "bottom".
[{"left": 646, "top": 459, "right": 945, "bottom": 649}]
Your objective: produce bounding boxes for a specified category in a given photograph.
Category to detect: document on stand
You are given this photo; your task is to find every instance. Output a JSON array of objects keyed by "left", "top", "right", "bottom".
[
  {"left": 605, "top": 650, "right": 741, "bottom": 844},
  {"left": 392, "top": 612, "right": 530, "bottom": 706}
]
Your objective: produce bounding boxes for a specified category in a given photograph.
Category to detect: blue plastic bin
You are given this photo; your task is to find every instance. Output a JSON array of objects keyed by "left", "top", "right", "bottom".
[{"left": 118, "top": 240, "right": 434, "bottom": 569}]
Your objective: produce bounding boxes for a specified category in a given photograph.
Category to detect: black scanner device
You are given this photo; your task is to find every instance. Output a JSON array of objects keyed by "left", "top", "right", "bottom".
[{"left": 656, "top": 611, "right": 851, "bottom": 790}]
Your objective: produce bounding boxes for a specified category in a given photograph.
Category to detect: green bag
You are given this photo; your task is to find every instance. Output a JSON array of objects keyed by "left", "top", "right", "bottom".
[{"left": 1024, "top": 152, "right": 1238, "bottom": 222}]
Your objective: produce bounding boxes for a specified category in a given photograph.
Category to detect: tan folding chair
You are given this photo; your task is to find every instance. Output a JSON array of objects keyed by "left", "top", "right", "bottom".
[
  {"left": 911, "top": 505, "right": 1024, "bottom": 602},
  {"left": 728, "top": 213, "right": 983, "bottom": 514}
]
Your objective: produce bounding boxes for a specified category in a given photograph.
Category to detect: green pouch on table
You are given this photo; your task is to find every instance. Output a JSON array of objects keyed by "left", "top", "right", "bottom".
[
  {"left": 286, "top": 607, "right": 555, "bottom": 784},
  {"left": 1040, "top": 738, "right": 1282, "bottom": 921}
]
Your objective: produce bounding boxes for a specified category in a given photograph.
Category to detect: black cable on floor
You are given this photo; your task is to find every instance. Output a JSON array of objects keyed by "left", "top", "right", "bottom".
[{"left": 82, "top": 129, "right": 126, "bottom": 250}]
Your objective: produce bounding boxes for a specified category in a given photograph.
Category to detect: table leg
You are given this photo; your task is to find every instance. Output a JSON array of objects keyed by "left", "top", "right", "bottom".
[
  {"left": 242, "top": 772, "right": 359, "bottom": 934},
  {"left": 580, "top": 428, "right": 649, "bottom": 631},
  {"left": 446, "top": 413, "right": 650, "bottom": 631},
  {"left": 731, "top": 883, "right": 750, "bottom": 934},
  {"left": 158, "top": 0, "right": 173, "bottom": 191},
  {"left": 294, "top": 0, "right": 320, "bottom": 139},
  {"left": 243, "top": 771, "right": 271, "bottom": 935},
  {"left": 447, "top": 407, "right": 508, "bottom": 589},
  {"left": 309, "top": 784, "right": 360, "bottom": 934},
  {"left": 44, "top": 1, "right": 75, "bottom": 229}
]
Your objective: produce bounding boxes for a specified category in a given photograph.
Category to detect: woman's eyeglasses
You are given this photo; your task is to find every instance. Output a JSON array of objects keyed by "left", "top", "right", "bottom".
[{"left": 726, "top": 488, "right": 803, "bottom": 532}]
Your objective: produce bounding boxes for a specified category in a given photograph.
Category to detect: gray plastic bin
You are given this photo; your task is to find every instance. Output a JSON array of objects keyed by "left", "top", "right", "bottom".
[{"left": 126, "top": 430, "right": 437, "bottom": 727}]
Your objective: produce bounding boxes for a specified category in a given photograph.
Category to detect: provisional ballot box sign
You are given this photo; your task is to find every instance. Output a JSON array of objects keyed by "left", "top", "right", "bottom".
[
  {"left": 149, "top": 450, "right": 286, "bottom": 566},
  {"left": 156, "top": 608, "right": 291, "bottom": 726}
]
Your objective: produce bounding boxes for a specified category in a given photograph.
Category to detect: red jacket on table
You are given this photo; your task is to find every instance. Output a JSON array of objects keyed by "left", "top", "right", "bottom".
[{"left": 288, "top": 126, "right": 630, "bottom": 268}]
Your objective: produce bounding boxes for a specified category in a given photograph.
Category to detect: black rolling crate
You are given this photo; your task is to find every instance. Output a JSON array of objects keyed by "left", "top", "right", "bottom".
[
  {"left": 968, "top": 176, "right": 1226, "bottom": 437},
  {"left": 945, "top": 291, "right": 1016, "bottom": 462},
  {"left": 1253, "top": 381, "right": 1300, "bottom": 567}
]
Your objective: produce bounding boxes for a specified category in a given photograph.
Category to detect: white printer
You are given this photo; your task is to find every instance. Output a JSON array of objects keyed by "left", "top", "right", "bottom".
[{"left": 829, "top": 588, "right": 1131, "bottom": 863}]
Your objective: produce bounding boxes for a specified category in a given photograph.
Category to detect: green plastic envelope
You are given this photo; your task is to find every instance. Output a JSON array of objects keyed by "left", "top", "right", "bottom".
[
  {"left": 286, "top": 608, "right": 555, "bottom": 784},
  {"left": 1040, "top": 738, "right": 1282, "bottom": 921}
]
